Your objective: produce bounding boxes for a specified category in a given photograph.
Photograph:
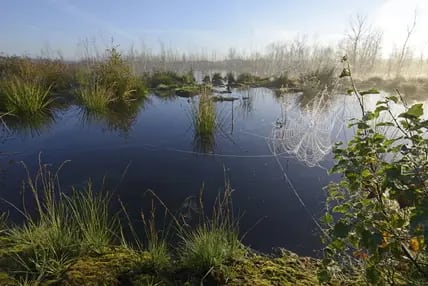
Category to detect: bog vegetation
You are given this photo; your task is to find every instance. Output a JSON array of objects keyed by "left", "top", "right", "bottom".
[{"left": 0, "top": 13, "right": 428, "bottom": 284}]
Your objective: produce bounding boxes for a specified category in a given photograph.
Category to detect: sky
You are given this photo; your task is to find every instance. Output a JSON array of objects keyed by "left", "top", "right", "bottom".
[{"left": 0, "top": 0, "right": 427, "bottom": 59}]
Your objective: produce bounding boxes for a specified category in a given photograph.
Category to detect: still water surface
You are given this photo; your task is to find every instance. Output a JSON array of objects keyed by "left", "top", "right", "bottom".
[{"left": 1, "top": 88, "right": 403, "bottom": 256}]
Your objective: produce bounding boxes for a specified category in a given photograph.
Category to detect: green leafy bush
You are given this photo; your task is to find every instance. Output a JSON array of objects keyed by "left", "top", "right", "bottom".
[{"left": 320, "top": 57, "right": 428, "bottom": 285}]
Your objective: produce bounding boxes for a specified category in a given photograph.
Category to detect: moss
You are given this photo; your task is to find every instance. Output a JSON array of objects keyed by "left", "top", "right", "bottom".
[
  {"left": 175, "top": 85, "right": 200, "bottom": 97},
  {"left": 0, "top": 272, "right": 14, "bottom": 285},
  {"left": 217, "top": 249, "right": 319, "bottom": 286},
  {"left": 62, "top": 247, "right": 152, "bottom": 286},
  {"left": 0, "top": 236, "right": 33, "bottom": 272}
]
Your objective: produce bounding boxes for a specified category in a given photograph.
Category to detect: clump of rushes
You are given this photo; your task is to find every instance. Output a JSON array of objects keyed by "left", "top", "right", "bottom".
[
  {"left": 0, "top": 76, "right": 53, "bottom": 117},
  {"left": 66, "top": 181, "right": 116, "bottom": 255},
  {"left": 178, "top": 182, "right": 244, "bottom": 274},
  {"left": 93, "top": 47, "right": 146, "bottom": 100},
  {"left": 3, "top": 157, "right": 119, "bottom": 283},
  {"left": 77, "top": 80, "right": 115, "bottom": 112},
  {"left": 141, "top": 201, "right": 170, "bottom": 270},
  {"left": 76, "top": 47, "right": 147, "bottom": 112},
  {"left": 190, "top": 92, "right": 216, "bottom": 148}
]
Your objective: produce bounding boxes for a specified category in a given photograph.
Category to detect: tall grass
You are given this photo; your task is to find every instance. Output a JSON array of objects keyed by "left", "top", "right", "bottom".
[
  {"left": 190, "top": 92, "right": 216, "bottom": 150},
  {"left": 177, "top": 182, "right": 243, "bottom": 274},
  {"left": 0, "top": 76, "right": 53, "bottom": 116},
  {"left": 77, "top": 81, "right": 115, "bottom": 112},
  {"left": 4, "top": 157, "right": 118, "bottom": 282},
  {"left": 66, "top": 182, "right": 116, "bottom": 254},
  {"left": 141, "top": 201, "right": 170, "bottom": 270}
]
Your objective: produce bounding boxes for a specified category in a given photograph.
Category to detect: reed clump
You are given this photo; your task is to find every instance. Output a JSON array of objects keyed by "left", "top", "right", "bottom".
[
  {"left": 190, "top": 92, "right": 216, "bottom": 148},
  {"left": 76, "top": 48, "right": 147, "bottom": 112}
]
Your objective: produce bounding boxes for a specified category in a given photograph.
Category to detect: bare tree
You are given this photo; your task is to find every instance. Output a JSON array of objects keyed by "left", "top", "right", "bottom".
[
  {"left": 395, "top": 11, "right": 417, "bottom": 77},
  {"left": 344, "top": 14, "right": 383, "bottom": 76},
  {"left": 346, "top": 14, "right": 368, "bottom": 69}
]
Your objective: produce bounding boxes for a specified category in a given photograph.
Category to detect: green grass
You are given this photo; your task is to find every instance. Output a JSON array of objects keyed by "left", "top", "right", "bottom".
[
  {"left": 141, "top": 205, "right": 171, "bottom": 270},
  {"left": 177, "top": 184, "right": 243, "bottom": 274},
  {"left": 0, "top": 76, "right": 53, "bottom": 116},
  {"left": 2, "top": 159, "right": 118, "bottom": 282},
  {"left": 77, "top": 81, "right": 115, "bottom": 112},
  {"left": 66, "top": 182, "right": 116, "bottom": 255},
  {"left": 190, "top": 92, "right": 216, "bottom": 149}
]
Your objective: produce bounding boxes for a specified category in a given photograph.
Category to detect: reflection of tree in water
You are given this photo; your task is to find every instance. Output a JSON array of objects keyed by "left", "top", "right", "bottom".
[
  {"left": 269, "top": 91, "right": 351, "bottom": 167},
  {"left": 80, "top": 97, "right": 147, "bottom": 135}
]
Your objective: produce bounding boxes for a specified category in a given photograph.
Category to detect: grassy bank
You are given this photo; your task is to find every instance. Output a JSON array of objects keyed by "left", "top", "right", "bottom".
[{"left": 0, "top": 161, "right": 328, "bottom": 286}]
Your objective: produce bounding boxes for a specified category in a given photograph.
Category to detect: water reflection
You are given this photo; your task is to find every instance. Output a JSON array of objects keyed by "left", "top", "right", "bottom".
[
  {"left": 0, "top": 112, "right": 56, "bottom": 137},
  {"left": 79, "top": 97, "right": 147, "bottom": 135}
]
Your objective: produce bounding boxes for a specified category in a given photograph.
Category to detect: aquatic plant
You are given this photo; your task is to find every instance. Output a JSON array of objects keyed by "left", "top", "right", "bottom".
[
  {"left": 80, "top": 96, "right": 145, "bottom": 134},
  {"left": 76, "top": 47, "right": 147, "bottom": 110},
  {"left": 147, "top": 71, "right": 187, "bottom": 89},
  {"left": 190, "top": 92, "right": 216, "bottom": 150},
  {"left": 0, "top": 76, "right": 53, "bottom": 117},
  {"left": 77, "top": 80, "right": 115, "bottom": 112},
  {"left": 95, "top": 47, "right": 146, "bottom": 99}
]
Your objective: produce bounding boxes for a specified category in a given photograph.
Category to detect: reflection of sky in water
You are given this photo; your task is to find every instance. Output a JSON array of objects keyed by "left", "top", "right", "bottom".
[{"left": 0, "top": 88, "right": 426, "bottom": 256}]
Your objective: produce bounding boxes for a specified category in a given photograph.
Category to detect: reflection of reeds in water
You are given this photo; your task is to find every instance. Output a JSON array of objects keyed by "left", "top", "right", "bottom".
[
  {"left": 0, "top": 111, "right": 56, "bottom": 137},
  {"left": 238, "top": 88, "right": 254, "bottom": 119},
  {"left": 190, "top": 93, "right": 216, "bottom": 152},
  {"left": 80, "top": 97, "right": 146, "bottom": 134}
]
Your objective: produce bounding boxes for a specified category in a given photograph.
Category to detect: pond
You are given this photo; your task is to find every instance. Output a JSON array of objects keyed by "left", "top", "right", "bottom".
[{"left": 1, "top": 87, "right": 422, "bottom": 256}]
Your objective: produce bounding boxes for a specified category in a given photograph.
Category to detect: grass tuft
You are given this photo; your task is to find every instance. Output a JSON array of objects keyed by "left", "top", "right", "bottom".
[
  {"left": 178, "top": 182, "right": 243, "bottom": 274},
  {"left": 190, "top": 92, "right": 216, "bottom": 150},
  {"left": 77, "top": 81, "right": 115, "bottom": 112},
  {"left": 0, "top": 76, "right": 53, "bottom": 116},
  {"left": 66, "top": 181, "right": 116, "bottom": 255}
]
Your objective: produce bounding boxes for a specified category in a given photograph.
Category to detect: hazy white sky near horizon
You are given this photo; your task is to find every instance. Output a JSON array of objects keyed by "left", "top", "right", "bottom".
[{"left": 0, "top": 0, "right": 427, "bottom": 59}]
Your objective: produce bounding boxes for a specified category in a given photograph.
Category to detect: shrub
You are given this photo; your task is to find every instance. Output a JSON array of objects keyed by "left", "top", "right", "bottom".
[
  {"left": 320, "top": 57, "right": 428, "bottom": 285},
  {"left": 202, "top": 75, "right": 211, "bottom": 85},
  {"left": 94, "top": 48, "right": 146, "bottom": 99},
  {"left": 147, "top": 71, "right": 185, "bottom": 88},
  {"left": 212, "top": 73, "right": 224, "bottom": 86}
]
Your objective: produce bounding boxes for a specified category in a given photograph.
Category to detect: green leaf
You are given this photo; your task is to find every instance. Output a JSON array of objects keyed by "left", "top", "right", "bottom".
[
  {"left": 360, "top": 88, "right": 380, "bottom": 95},
  {"left": 333, "top": 221, "right": 351, "bottom": 238},
  {"left": 376, "top": 122, "right": 394, "bottom": 127},
  {"left": 366, "top": 266, "right": 380, "bottom": 284},
  {"left": 399, "top": 104, "right": 423, "bottom": 119},
  {"left": 323, "top": 213, "right": 334, "bottom": 224},
  {"left": 386, "top": 95, "right": 398, "bottom": 103},
  {"left": 333, "top": 204, "right": 350, "bottom": 214},
  {"left": 317, "top": 269, "right": 331, "bottom": 283},
  {"left": 361, "top": 169, "right": 371, "bottom": 178}
]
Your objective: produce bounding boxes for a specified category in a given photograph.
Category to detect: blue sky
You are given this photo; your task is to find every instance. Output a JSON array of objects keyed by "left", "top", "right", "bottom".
[{"left": 1, "top": 0, "right": 426, "bottom": 59}]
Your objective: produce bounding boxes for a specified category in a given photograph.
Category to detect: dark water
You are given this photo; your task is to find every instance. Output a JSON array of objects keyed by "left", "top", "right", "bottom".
[{"left": 0, "top": 88, "right": 361, "bottom": 256}]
